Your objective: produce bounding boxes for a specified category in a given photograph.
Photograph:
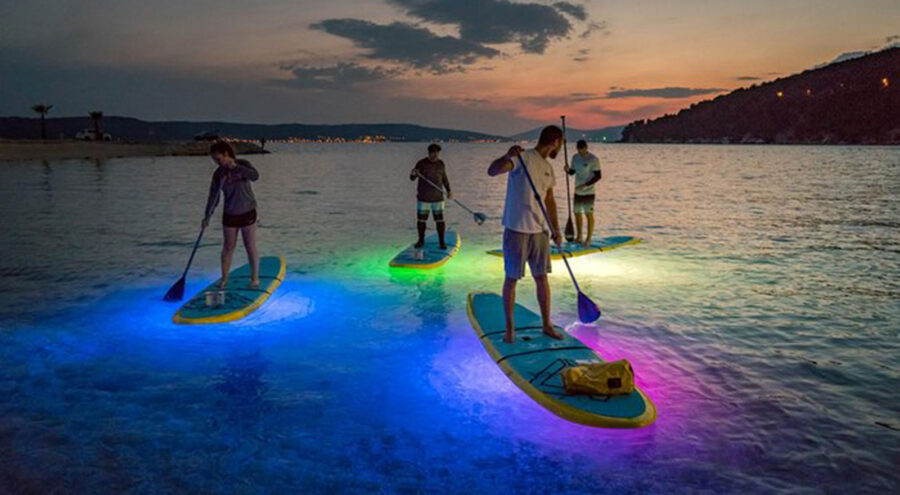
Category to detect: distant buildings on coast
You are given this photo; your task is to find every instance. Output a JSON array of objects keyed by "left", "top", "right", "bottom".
[{"left": 229, "top": 136, "right": 505, "bottom": 144}]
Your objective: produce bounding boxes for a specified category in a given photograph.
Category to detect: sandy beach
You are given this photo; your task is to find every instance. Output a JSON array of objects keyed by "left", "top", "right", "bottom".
[{"left": 0, "top": 140, "right": 267, "bottom": 161}]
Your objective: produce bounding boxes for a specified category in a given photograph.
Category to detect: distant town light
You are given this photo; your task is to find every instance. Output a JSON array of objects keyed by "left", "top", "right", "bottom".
[
  {"left": 776, "top": 91, "right": 784, "bottom": 98},
  {"left": 883, "top": 77, "right": 890, "bottom": 88},
  {"left": 805, "top": 89, "right": 812, "bottom": 96}
]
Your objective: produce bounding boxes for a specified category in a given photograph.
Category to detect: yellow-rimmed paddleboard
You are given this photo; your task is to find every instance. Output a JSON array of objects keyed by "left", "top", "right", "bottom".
[
  {"left": 466, "top": 292, "right": 657, "bottom": 428},
  {"left": 389, "top": 231, "right": 460, "bottom": 269},
  {"left": 173, "top": 255, "right": 286, "bottom": 324},
  {"left": 487, "top": 235, "right": 641, "bottom": 260}
]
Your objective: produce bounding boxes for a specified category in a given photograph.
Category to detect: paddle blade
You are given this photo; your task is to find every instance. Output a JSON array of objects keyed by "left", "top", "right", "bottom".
[
  {"left": 163, "top": 277, "right": 186, "bottom": 302},
  {"left": 577, "top": 292, "right": 601, "bottom": 323},
  {"left": 474, "top": 212, "right": 488, "bottom": 225},
  {"left": 565, "top": 218, "right": 575, "bottom": 242}
]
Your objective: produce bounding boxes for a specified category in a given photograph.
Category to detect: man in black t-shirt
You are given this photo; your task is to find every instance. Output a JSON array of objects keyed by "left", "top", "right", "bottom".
[{"left": 409, "top": 143, "right": 452, "bottom": 249}]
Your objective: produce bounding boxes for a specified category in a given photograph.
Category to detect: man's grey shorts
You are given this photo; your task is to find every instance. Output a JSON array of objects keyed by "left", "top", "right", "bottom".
[{"left": 503, "top": 229, "right": 552, "bottom": 280}]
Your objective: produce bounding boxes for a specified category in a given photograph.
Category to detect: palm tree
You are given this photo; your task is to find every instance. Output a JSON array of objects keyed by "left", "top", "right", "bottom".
[
  {"left": 89, "top": 111, "right": 103, "bottom": 140},
  {"left": 32, "top": 104, "right": 53, "bottom": 140}
]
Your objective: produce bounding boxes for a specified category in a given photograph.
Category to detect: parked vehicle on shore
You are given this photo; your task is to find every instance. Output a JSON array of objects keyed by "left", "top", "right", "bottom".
[{"left": 75, "top": 129, "right": 112, "bottom": 141}]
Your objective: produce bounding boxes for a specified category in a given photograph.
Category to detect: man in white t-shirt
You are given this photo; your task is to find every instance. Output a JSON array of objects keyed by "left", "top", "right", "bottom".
[
  {"left": 488, "top": 126, "right": 565, "bottom": 343},
  {"left": 564, "top": 140, "right": 602, "bottom": 246}
]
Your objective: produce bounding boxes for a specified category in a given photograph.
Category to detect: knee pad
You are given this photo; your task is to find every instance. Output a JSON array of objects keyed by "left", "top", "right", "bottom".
[{"left": 433, "top": 212, "right": 444, "bottom": 223}]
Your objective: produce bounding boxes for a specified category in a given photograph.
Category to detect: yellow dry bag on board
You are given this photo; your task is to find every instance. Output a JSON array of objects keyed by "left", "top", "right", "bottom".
[{"left": 561, "top": 359, "right": 635, "bottom": 396}]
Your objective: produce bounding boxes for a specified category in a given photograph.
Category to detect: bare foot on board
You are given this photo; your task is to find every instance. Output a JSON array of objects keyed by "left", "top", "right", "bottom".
[{"left": 542, "top": 325, "right": 564, "bottom": 340}]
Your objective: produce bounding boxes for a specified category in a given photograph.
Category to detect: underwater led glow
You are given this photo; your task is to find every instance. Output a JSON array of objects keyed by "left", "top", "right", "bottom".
[
  {"left": 568, "top": 322, "right": 680, "bottom": 410},
  {"left": 332, "top": 235, "right": 504, "bottom": 290},
  {"left": 427, "top": 319, "right": 667, "bottom": 452},
  {"left": 225, "top": 282, "right": 315, "bottom": 327},
  {"left": 561, "top": 250, "right": 708, "bottom": 288}
]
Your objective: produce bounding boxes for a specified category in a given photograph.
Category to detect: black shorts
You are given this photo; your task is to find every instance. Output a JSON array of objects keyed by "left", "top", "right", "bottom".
[{"left": 223, "top": 209, "right": 257, "bottom": 228}]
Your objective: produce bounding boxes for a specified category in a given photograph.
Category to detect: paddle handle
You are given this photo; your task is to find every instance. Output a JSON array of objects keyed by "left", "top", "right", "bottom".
[{"left": 514, "top": 154, "right": 582, "bottom": 293}]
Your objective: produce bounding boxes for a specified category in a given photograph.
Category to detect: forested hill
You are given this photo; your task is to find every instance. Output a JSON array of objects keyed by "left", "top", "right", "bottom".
[{"left": 621, "top": 48, "right": 899, "bottom": 145}]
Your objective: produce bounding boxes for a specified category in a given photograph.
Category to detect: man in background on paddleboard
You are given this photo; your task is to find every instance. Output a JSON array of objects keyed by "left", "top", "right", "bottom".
[
  {"left": 488, "top": 126, "right": 565, "bottom": 343},
  {"left": 564, "top": 140, "right": 602, "bottom": 246},
  {"left": 409, "top": 143, "right": 452, "bottom": 250},
  {"left": 202, "top": 141, "right": 261, "bottom": 289}
]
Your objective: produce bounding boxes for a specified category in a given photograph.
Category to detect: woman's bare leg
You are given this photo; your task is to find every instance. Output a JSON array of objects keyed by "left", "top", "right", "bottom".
[
  {"left": 220, "top": 226, "right": 239, "bottom": 288},
  {"left": 241, "top": 222, "right": 260, "bottom": 288}
]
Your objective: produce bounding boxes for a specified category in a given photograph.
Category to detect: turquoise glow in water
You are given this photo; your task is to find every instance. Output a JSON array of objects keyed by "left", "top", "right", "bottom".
[{"left": 0, "top": 144, "right": 898, "bottom": 492}]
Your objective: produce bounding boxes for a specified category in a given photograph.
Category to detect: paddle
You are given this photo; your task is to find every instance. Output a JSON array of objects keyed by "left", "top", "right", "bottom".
[
  {"left": 514, "top": 153, "right": 601, "bottom": 323},
  {"left": 163, "top": 225, "right": 206, "bottom": 301},
  {"left": 415, "top": 170, "right": 487, "bottom": 225},
  {"left": 164, "top": 176, "right": 222, "bottom": 302},
  {"left": 561, "top": 116, "right": 575, "bottom": 242}
]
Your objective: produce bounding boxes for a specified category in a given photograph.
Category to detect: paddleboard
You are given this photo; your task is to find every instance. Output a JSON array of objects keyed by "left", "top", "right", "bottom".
[
  {"left": 487, "top": 235, "right": 641, "bottom": 260},
  {"left": 466, "top": 292, "right": 657, "bottom": 428},
  {"left": 389, "top": 230, "right": 460, "bottom": 269},
  {"left": 173, "top": 255, "right": 286, "bottom": 324}
]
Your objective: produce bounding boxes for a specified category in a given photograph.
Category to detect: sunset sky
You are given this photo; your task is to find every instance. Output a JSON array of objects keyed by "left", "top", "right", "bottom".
[{"left": 1, "top": 0, "right": 898, "bottom": 135}]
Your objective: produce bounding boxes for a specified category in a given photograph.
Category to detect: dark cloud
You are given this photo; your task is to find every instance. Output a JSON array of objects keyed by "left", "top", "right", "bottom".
[
  {"left": 459, "top": 97, "right": 489, "bottom": 106},
  {"left": 388, "top": 0, "right": 576, "bottom": 54},
  {"left": 604, "top": 87, "right": 726, "bottom": 99},
  {"left": 567, "top": 92, "right": 602, "bottom": 101},
  {"left": 573, "top": 48, "right": 590, "bottom": 63},
  {"left": 735, "top": 76, "right": 761, "bottom": 81},
  {"left": 520, "top": 92, "right": 603, "bottom": 105},
  {"left": 273, "top": 63, "right": 398, "bottom": 90},
  {"left": 581, "top": 20, "right": 609, "bottom": 39},
  {"left": 591, "top": 104, "right": 670, "bottom": 123},
  {"left": 553, "top": 2, "right": 588, "bottom": 21},
  {"left": 310, "top": 19, "right": 498, "bottom": 73}
]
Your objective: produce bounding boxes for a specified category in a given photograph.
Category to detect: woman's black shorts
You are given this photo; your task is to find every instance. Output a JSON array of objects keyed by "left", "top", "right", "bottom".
[{"left": 222, "top": 209, "right": 257, "bottom": 228}]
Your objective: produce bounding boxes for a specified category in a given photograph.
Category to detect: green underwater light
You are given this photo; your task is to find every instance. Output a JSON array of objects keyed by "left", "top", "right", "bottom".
[{"left": 330, "top": 238, "right": 504, "bottom": 288}]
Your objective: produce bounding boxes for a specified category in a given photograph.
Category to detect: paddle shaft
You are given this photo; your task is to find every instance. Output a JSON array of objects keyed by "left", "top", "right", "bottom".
[
  {"left": 179, "top": 226, "right": 206, "bottom": 280},
  {"left": 414, "top": 170, "right": 482, "bottom": 217},
  {"left": 561, "top": 116, "right": 574, "bottom": 224},
  {"left": 180, "top": 179, "right": 222, "bottom": 280},
  {"left": 514, "top": 154, "right": 583, "bottom": 293}
]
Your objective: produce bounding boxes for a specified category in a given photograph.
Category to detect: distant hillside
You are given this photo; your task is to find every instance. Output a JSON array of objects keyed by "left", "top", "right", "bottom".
[
  {"left": 622, "top": 47, "right": 899, "bottom": 145},
  {"left": 0, "top": 116, "right": 504, "bottom": 142},
  {"left": 509, "top": 125, "right": 624, "bottom": 143}
]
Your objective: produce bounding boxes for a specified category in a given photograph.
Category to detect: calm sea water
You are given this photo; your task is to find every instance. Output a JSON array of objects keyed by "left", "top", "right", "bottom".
[{"left": 0, "top": 143, "right": 898, "bottom": 493}]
